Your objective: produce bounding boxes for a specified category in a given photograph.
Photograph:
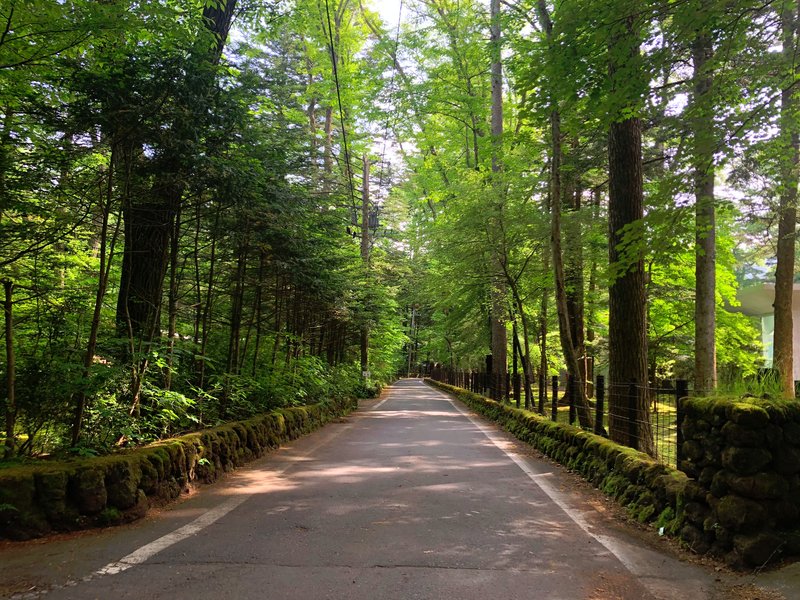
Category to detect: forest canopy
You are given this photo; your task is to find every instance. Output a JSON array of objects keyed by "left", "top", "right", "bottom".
[{"left": 0, "top": 0, "right": 796, "bottom": 459}]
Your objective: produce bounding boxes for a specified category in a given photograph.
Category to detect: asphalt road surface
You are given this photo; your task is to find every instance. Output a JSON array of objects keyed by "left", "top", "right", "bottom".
[{"left": 1, "top": 379, "right": 722, "bottom": 600}]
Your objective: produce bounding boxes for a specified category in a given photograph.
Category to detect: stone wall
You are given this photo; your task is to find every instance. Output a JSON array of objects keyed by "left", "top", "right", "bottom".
[
  {"left": 680, "top": 397, "right": 800, "bottom": 567},
  {"left": 427, "top": 379, "right": 800, "bottom": 569},
  {"left": 425, "top": 380, "right": 689, "bottom": 533},
  {"left": 0, "top": 397, "right": 356, "bottom": 540}
]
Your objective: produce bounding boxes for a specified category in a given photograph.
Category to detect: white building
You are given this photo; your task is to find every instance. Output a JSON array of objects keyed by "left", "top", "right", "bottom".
[{"left": 735, "top": 283, "right": 800, "bottom": 380}]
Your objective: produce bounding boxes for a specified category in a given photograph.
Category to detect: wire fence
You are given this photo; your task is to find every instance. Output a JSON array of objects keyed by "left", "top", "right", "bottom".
[{"left": 426, "top": 366, "right": 689, "bottom": 469}]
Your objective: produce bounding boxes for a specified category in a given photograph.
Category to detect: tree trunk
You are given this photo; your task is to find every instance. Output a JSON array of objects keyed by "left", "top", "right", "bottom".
[
  {"left": 196, "top": 205, "right": 220, "bottom": 389},
  {"left": 692, "top": 10, "right": 717, "bottom": 394},
  {"left": 323, "top": 106, "right": 334, "bottom": 193},
  {"left": 534, "top": 0, "right": 590, "bottom": 426},
  {"left": 115, "top": 0, "right": 237, "bottom": 348},
  {"left": 607, "top": 10, "right": 653, "bottom": 454},
  {"left": 3, "top": 279, "right": 15, "bottom": 457},
  {"left": 489, "top": 0, "right": 508, "bottom": 387},
  {"left": 550, "top": 111, "right": 592, "bottom": 428},
  {"left": 165, "top": 205, "right": 181, "bottom": 390},
  {"left": 226, "top": 240, "right": 248, "bottom": 376},
  {"left": 72, "top": 150, "right": 122, "bottom": 446},
  {"left": 360, "top": 155, "right": 370, "bottom": 379},
  {"left": 775, "top": 0, "right": 799, "bottom": 398}
]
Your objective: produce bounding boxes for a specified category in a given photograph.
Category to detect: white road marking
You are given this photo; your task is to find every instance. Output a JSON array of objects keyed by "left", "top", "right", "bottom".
[
  {"left": 427, "top": 381, "right": 710, "bottom": 600},
  {"left": 95, "top": 494, "right": 250, "bottom": 575},
  {"left": 86, "top": 398, "right": 382, "bottom": 583}
]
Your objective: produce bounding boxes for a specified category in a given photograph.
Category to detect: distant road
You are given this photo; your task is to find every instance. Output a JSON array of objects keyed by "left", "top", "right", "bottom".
[{"left": 1, "top": 379, "right": 717, "bottom": 600}]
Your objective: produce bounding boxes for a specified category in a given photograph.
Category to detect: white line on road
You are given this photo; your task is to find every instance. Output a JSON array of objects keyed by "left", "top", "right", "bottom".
[
  {"left": 428, "top": 382, "right": 709, "bottom": 600},
  {"left": 95, "top": 494, "right": 251, "bottom": 576},
  {"left": 92, "top": 409, "right": 366, "bottom": 579}
]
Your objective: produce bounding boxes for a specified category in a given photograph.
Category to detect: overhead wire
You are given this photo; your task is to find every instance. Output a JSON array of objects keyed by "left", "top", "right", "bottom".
[
  {"left": 377, "top": 0, "right": 404, "bottom": 192},
  {"left": 322, "top": 0, "right": 359, "bottom": 219}
]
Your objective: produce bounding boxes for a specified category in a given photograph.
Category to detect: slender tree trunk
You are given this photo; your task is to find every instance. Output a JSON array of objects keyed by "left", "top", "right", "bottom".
[
  {"left": 692, "top": 9, "right": 717, "bottom": 394},
  {"left": 510, "top": 290, "right": 534, "bottom": 410},
  {"left": 539, "top": 243, "right": 550, "bottom": 414},
  {"left": 192, "top": 201, "right": 204, "bottom": 346},
  {"left": 565, "top": 181, "right": 586, "bottom": 392},
  {"left": 535, "top": 0, "right": 590, "bottom": 426},
  {"left": 607, "top": 11, "right": 653, "bottom": 454},
  {"left": 227, "top": 240, "right": 248, "bottom": 376},
  {"left": 165, "top": 205, "right": 181, "bottom": 390},
  {"left": 249, "top": 250, "right": 267, "bottom": 377},
  {"left": 360, "top": 155, "right": 370, "bottom": 379},
  {"left": 197, "top": 205, "right": 220, "bottom": 389},
  {"left": 775, "top": 0, "right": 799, "bottom": 398},
  {"left": 323, "top": 106, "right": 334, "bottom": 193},
  {"left": 71, "top": 150, "right": 123, "bottom": 445},
  {"left": 3, "top": 279, "right": 15, "bottom": 457},
  {"left": 550, "top": 112, "right": 592, "bottom": 427},
  {"left": 489, "top": 0, "right": 508, "bottom": 387}
]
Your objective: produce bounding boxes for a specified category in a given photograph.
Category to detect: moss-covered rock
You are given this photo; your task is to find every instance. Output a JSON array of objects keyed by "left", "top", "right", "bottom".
[
  {"left": 721, "top": 446, "right": 772, "bottom": 476},
  {"left": 727, "top": 403, "right": 770, "bottom": 429},
  {"left": 0, "top": 394, "right": 356, "bottom": 540},
  {"left": 784, "top": 421, "right": 800, "bottom": 446},
  {"left": 720, "top": 422, "right": 764, "bottom": 447},
  {"left": 773, "top": 445, "right": 800, "bottom": 476},
  {"left": 727, "top": 472, "right": 789, "bottom": 500},
  {"left": 70, "top": 468, "right": 107, "bottom": 515},
  {"left": 105, "top": 460, "right": 141, "bottom": 510},
  {"left": 34, "top": 470, "right": 69, "bottom": 522},
  {"left": 734, "top": 532, "right": 784, "bottom": 567},
  {"left": 716, "top": 495, "right": 768, "bottom": 532}
]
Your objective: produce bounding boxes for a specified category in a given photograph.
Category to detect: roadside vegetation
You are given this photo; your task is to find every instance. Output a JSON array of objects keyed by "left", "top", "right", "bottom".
[{"left": 2, "top": 0, "right": 799, "bottom": 462}]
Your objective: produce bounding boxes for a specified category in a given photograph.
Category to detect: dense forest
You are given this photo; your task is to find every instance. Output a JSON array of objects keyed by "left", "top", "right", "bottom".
[{"left": 0, "top": 0, "right": 797, "bottom": 459}]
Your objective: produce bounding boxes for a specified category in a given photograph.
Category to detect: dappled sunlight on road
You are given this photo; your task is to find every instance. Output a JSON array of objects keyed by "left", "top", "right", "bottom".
[{"left": 182, "top": 380, "right": 623, "bottom": 580}]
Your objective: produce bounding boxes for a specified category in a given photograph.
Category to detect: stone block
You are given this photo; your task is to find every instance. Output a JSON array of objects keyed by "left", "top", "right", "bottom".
[
  {"left": 716, "top": 494, "right": 768, "bottom": 532},
  {"left": 721, "top": 446, "right": 772, "bottom": 476}
]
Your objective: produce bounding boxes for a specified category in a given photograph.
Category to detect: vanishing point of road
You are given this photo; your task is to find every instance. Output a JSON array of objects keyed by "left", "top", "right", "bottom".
[{"left": 1, "top": 380, "right": 735, "bottom": 599}]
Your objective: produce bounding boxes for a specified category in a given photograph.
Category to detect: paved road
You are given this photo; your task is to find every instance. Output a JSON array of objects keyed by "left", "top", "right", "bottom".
[{"left": 1, "top": 379, "right": 720, "bottom": 599}]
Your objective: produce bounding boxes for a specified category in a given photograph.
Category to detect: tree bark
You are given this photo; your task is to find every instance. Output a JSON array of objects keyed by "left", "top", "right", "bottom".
[
  {"left": 489, "top": 0, "right": 507, "bottom": 389},
  {"left": 165, "top": 205, "right": 181, "bottom": 390},
  {"left": 115, "top": 0, "right": 237, "bottom": 346},
  {"left": 533, "top": 0, "right": 590, "bottom": 425},
  {"left": 3, "top": 279, "right": 15, "bottom": 457},
  {"left": 692, "top": 9, "right": 717, "bottom": 394},
  {"left": 550, "top": 111, "right": 592, "bottom": 428},
  {"left": 360, "top": 154, "right": 370, "bottom": 379},
  {"left": 71, "top": 149, "right": 122, "bottom": 445},
  {"left": 775, "top": 0, "right": 799, "bottom": 398},
  {"left": 607, "top": 10, "right": 653, "bottom": 455}
]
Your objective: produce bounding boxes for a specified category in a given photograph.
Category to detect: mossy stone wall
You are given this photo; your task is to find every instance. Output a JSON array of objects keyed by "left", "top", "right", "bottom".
[
  {"left": 425, "top": 380, "right": 689, "bottom": 538},
  {"left": 0, "top": 397, "right": 356, "bottom": 540},
  {"left": 427, "top": 379, "right": 800, "bottom": 569},
  {"left": 680, "top": 397, "right": 800, "bottom": 568}
]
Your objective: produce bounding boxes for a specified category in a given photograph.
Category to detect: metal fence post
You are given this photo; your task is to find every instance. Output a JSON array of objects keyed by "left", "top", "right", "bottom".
[
  {"left": 628, "top": 379, "right": 638, "bottom": 449},
  {"left": 568, "top": 374, "right": 576, "bottom": 425},
  {"left": 595, "top": 375, "right": 605, "bottom": 436},
  {"left": 676, "top": 379, "right": 688, "bottom": 470},
  {"left": 551, "top": 375, "right": 558, "bottom": 422},
  {"left": 538, "top": 370, "right": 545, "bottom": 415}
]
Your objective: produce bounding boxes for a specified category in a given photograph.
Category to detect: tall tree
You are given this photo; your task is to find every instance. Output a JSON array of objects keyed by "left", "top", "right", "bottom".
[
  {"left": 692, "top": 0, "right": 717, "bottom": 394},
  {"left": 606, "top": 3, "right": 653, "bottom": 454},
  {"left": 489, "top": 0, "right": 508, "bottom": 387},
  {"left": 774, "top": 0, "right": 799, "bottom": 398}
]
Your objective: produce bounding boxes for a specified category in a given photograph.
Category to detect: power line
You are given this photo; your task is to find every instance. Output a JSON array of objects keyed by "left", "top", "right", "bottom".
[
  {"left": 322, "top": 0, "right": 358, "bottom": 217},
  {"left": 378, "top": 0, "right": 404, "bottom": 192}
]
